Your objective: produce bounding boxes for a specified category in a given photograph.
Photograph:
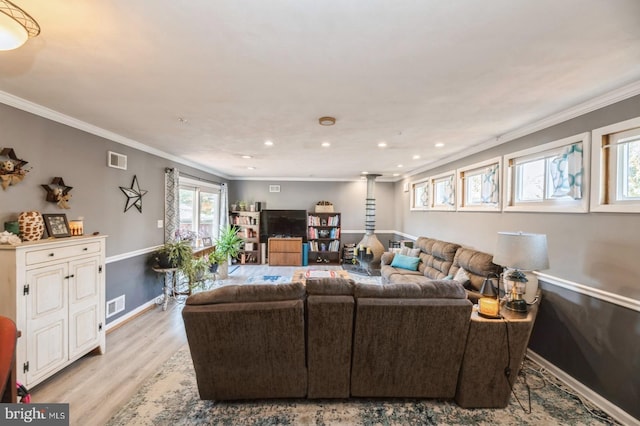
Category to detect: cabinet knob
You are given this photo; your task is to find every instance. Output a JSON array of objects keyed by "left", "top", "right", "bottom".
[
  {"left": 49, "top": 253, "right": 55, "bottom": 257},
  {"left": 83, "top": 247, "right": 88, "bottom": 251}
]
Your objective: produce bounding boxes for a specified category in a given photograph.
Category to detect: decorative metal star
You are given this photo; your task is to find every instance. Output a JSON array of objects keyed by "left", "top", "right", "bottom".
[
  {"left": 0, "top": 147, "right": 30, "bottom": 190},
  {"left": 42, "top": 177, "right": 73, "bottom": 208},
  {"left": 120, "top": 175, "right": 148, "bottom": 213}
]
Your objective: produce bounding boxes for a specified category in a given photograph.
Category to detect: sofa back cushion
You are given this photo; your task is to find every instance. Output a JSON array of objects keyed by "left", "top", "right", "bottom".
[
  {"left": 355, "top": 281, "right": 467, "bottom": 299},
  {"left": 186, "top": 281, "right": 305, "bottom": 305},
  {"left": 306, "top": 278, "right": 354, "bottom": 296},
  {"left": 449, "top": 247, "right": 502, "bottom": 291},
  {"left": 414, "top": 237, "right": 460, "bottom": 279}
]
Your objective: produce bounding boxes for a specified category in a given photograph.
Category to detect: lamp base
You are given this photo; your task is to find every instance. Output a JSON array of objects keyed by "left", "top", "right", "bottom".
[{"left": 506, "top": 298, "right": 528, "bottom": 313}]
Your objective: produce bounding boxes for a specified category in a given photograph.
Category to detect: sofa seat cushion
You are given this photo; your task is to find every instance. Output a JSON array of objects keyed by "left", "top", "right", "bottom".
[
  {"left": 186, "top": 281, "right": 305, "bottom": 305},
  {"left": 381, "top": 264, "right": 424, "bottom": 283},
  {"left": 355, "top": 280, "right": 467, "bottom": 299}
]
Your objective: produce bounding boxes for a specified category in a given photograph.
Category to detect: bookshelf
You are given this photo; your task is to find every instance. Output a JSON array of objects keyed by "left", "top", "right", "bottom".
[
  {"left": 230, "top": 211, "right": 261, "bottom": 264},
  {"left": 307, "top": 212, "right": 341, "bottom": 265}
]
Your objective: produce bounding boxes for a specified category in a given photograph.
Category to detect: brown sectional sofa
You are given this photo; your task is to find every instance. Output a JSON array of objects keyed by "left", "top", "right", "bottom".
[
  {"left": 183, "top": 271, "right": 539, "bottom": 408},
  {"left": 381, "top": 236, "right": 503, "bottom": 302}
]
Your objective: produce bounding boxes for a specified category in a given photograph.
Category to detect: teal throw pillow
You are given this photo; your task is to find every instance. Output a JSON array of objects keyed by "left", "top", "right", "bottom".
[{"left": 390, "top": 253, "right": 420, "bottom": 271}]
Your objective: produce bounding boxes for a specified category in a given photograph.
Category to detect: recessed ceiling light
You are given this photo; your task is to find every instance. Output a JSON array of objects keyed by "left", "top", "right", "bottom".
[
  {"left": 321, "top": 142, "right": 331, "bottom": 147},
  {"left": 264, "top": 140, "right": 274, "bottom": 146},
  {"left": 412, "top": 154, "right": 421, "bottom": 160},
  {"left": 378, "top": 142, "right": 387, "bottom": 148},
  {"left": 393, "top": 173, "right": 400, "bottom": 177},
  {"left": 241, "top": 155, "right": 252, "bottom": 159},
  {"left": 319, "top": 116, "right": 336, "bottom": 126},
  {"left": 397, "top": 164, "right": 403, "bottom": 168},
  {"left": 247, "top": 166, "right": 256, "bottom": 170},
  {"left": 435, "top": 142, "right": 445, "bottom": 148}
]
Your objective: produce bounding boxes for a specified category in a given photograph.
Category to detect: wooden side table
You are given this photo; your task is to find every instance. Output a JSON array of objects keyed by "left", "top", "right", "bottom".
[{"left": 455, "top": 301, "right": 539, "bottom": 408}]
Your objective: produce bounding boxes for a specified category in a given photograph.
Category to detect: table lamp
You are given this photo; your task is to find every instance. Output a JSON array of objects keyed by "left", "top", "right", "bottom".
[
  {"left": 493, "top": 232, "right": 549, "bottom": 312},
  {"left": 478, "top": 272, "right": 500, "bottom": 318}
]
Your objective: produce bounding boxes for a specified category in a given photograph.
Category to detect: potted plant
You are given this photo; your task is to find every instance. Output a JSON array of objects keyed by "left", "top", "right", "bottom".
[
  {"left": 207, "top": 248, "right": 227, "bottom": 273},
  {"left": 214, "top": 225, "right": 243, "bottom": 278},
  {"left": 154, "top": 239, "right": 193, "bottom": 269},
  {"left": 188, "top": 256, "right": 211, "bottom": 286}
]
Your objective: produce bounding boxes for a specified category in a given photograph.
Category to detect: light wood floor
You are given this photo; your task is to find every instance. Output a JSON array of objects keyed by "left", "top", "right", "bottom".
[
  {"left": 29, "top": 265, "right": 343, "bottom": 425},
  {"left": 30, "top": 296, "right": 187, "bottom": 426}
]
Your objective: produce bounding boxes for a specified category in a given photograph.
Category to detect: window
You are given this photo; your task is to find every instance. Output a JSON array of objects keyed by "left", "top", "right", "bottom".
[
  {"left": 457, "top": 157, "right": 501, "bottom": 211},
  {"left": 504, "top": 133, "right": 590, "bottom": 213},
  {"left": 410, "top": 178, "right": 429, "bottom": 211},
  {"left": 430, "top": 171, "right": 456, "bottom": 211},
  {"left": 178, "top": 177, "right": 221, "bottom": 242},
  {"left": 591, "top": 117, "right": 640, "bottom": 212}
]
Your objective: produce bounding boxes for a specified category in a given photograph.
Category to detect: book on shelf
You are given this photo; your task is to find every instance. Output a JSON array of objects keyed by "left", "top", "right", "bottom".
[{"left": 307, "top": 214, "right": 340, "bottom": 227}]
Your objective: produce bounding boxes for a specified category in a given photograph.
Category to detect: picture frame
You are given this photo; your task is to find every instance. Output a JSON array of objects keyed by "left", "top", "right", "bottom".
[
  {"left": 42, "top": 213, "right": 71, "bottom": 238},
  {"left": 269, "top": 184, "right": 281, "bottom": 193},
  {"left": 202, "top": 237, "right": 212, "bottom": 247}
]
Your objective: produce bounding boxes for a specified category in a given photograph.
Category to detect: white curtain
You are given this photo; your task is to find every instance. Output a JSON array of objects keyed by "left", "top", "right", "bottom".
[
  {"left": 219, "top": 182, "right": 229, "bottom": 229},
  {"left": 164, "top": 167, "right": 179, "bottom": 242},
  {"left": 481, "top": 163, "right": 499, "bottom": 204}
]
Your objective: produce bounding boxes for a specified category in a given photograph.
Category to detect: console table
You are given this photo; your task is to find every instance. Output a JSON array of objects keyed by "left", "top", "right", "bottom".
[{"left": 268, "top": 237, "right": 302, "bottom": 266}]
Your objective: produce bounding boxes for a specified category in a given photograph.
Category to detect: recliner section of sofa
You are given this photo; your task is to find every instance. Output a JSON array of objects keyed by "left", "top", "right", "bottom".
[
  {"left": 350, "top": 282, "right": 471, "bottom": 398},
  {"left": 381, "top": 237, "right": 502, "bottom": 302}
]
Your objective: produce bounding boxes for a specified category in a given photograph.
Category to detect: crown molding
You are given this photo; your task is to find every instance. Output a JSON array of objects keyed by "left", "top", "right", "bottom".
[
  {"left": 0, "top": 90, "right": 230, "bottom": 179},
  {"left": 405, "top": 79, "right": 640, "bottom": 179}
]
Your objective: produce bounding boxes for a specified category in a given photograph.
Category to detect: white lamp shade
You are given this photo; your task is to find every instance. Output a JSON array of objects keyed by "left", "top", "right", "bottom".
[
  {"left": 0, "top": 12, "right": 28, "bottom": 50},
  {"left": 493, "top": 232, "right": 549, "bottom": 271}
]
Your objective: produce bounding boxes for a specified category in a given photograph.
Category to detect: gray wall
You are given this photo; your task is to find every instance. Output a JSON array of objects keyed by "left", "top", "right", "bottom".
[
  {"left": 229, "top": 179, "right": 396, "bottom": 231},
  {"left": 394, "top": 94, "right": 640, "bottom": 421},
  {"left": 0, "top": 103, "right": 226, "bottom": 323}
]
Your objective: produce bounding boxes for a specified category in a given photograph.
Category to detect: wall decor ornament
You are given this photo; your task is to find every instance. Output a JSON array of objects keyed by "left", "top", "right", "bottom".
[
  {"left": 120, "top": 175, "right": 147, "bottom": 213},
  {"left": 0, "top": 147, "right": 29, "bottom": 190},
  {"left": 41, "top": 177, "right": 73, "bottom": 209},
  {"left": 18, "top": 211, "right": 44, "bottom": 241}
]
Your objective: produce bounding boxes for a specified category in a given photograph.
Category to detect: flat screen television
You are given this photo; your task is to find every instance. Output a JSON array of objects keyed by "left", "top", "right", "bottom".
[{"left": 260, "top": 209, "right": 307, "bottom": 242}]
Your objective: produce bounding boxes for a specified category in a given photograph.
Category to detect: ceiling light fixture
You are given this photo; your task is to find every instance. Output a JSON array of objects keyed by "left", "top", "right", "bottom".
[
  {"left": 377, "top": 142, "right": 387, "bottom": 148},
  {"left": 319, "top": 116, "right": 336, "bottom": 126},
  {"left": 241, "top": 155, "right": 252, "bottom": 159},
  {"left": 0, "top": 0, "right": 40, "bottom": 51},
  {"left": 321, "top": 142, "right": 331, "bottom": 147},
  {"left": 435, "top": 142, "right": 445, "bottom": 148},
  {"left": 412, "top": 154, "right": 421, "bottom": 160},
  {"left": 264, "top": 140, "right": 273, "bottom": 146}
]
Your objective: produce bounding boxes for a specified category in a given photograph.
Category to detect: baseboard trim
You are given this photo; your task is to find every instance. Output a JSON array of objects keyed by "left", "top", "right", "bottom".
[
  {"left": 105, "top": 297, "right": 160, "bottom": 333},
  {"left": 527, "top": 350, "right": 638, "bottom": 426}
]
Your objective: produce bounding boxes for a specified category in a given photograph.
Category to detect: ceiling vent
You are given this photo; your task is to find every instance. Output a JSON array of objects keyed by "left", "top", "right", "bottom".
[{"left": 108, "top": 151, "right": 127, "bottom": 170}]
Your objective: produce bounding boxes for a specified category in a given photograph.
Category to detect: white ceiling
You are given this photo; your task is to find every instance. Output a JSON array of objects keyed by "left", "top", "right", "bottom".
[{"left": 1, "top": 0, "right": 640, "bottom": 181}]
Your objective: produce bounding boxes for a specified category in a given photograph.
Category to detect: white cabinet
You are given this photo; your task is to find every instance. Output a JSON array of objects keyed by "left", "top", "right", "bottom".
[{"left": 0, "top": 235, "right": 106, "bottom": 387}]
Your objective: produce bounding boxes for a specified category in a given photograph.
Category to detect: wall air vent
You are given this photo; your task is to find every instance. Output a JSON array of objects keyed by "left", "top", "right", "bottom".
[
  {"left": 106, "top": 295, "right": 125, "bottom": 318},
  {"left": 108, "top": 151, "right": 127, "bottom": 170}
]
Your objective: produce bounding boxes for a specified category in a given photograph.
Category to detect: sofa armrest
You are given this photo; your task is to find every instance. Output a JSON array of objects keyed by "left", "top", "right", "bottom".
[{"left": 380, "top": 251, "right": 395, "bottom": 265}]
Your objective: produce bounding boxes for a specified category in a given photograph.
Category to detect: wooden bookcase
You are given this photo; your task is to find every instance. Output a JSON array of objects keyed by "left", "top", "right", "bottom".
[
  {"left": 230, "top": 211, "right": 261, "bottom": 264},
  {"left": 307, "top": 212, "right": 341, "bottom": 265}
]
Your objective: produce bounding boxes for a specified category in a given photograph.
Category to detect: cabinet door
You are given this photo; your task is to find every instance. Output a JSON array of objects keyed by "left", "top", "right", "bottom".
[
  {"left": 68, "top": 256, "right": 101, "bottom": 359},
  {"left": 25, "top": 264, "right": 69, "bottom": 385}
]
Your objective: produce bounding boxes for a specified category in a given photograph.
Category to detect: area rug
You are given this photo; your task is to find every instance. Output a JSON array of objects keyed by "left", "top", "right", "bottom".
[
  {"left": 244, "top": 275, "right": 291, "bottom": 284},
  {"left": 106, "top": 346, "right": 617, "bottom": 426}
]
